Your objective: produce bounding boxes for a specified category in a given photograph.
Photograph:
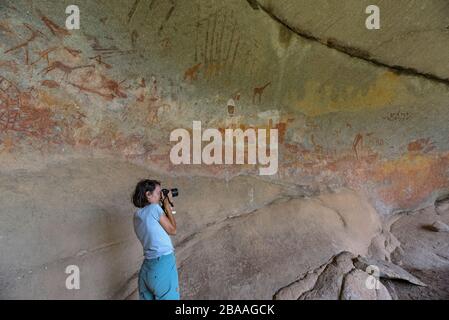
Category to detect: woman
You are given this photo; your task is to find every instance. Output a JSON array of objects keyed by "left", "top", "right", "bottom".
[{"left": 132, "top": 179, "right": 179, "bottom": 300}]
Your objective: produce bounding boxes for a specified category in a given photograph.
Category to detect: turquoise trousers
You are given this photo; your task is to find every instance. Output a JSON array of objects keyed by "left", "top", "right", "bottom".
[{"left": 138, "top": 252, "right": 180, "bottom": 300}]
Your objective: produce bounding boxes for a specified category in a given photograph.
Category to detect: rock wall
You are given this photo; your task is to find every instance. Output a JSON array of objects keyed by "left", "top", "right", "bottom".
[{"left": 1, "top": 0, "right": 448, "bottom": 299}]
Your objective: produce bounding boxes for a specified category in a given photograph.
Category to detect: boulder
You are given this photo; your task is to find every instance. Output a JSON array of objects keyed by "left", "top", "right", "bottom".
[
  {"left": 341, "top": 269, "right": 391, "bottom": 300},
  {"left": 426, "top": 221, "right": 449, "bottom": 233}
]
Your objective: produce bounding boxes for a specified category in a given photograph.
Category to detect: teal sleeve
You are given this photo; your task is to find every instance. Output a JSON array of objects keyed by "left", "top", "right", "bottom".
[{"left": 150, "top": 204, "right": 164, "bottom": 221}]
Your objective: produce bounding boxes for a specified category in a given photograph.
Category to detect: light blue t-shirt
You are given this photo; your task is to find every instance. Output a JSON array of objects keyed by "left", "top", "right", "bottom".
[{"left": 133, "top": 203, "right": 174, "bottom": 260}]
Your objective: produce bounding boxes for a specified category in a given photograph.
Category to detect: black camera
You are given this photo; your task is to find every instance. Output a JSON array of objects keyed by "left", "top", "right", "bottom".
[
  {"left": 162, "top": 188, "right": 179, "bottom": 198},
  {"left": 161, "top": 188, "right": 178, "bottom": 212}
]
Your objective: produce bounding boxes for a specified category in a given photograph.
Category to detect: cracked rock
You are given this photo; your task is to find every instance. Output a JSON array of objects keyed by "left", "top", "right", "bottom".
[
  {"left": 274, "top": 251, "right": 426, "bottom": 300},
  {"left": 298, "top": 252, "right": 355, "bottom": 300},
  {"left": 274, "top": 252, "right": 392, "bottom": 300}
]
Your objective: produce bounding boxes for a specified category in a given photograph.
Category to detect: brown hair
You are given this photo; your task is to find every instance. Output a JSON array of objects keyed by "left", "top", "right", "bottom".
[{"left": 132, "top": 179, "right": 161, "bottom": 208}]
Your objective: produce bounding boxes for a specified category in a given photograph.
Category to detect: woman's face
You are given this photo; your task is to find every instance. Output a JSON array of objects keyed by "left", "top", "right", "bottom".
[{"left": 146, "top": 184, "right": 161, "bottom": 204}]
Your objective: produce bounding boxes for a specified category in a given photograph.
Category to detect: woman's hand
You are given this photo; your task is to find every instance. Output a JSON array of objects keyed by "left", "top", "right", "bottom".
[
  {"left": 162, "top": 191, "right": 173, "bottom": 208},
  {"left": 163, "top": 190, "right": 173, "bottom": 203}
]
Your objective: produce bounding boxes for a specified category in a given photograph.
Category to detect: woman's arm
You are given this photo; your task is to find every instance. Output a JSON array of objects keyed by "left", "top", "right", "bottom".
[{"left": 159, "top": 193, "right": 177, "bottom": 235}]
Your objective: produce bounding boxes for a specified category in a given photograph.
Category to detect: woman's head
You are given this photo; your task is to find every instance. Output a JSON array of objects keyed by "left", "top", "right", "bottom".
[{"left": 132, "top": 179, "right": 161, "bottom": 208}]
